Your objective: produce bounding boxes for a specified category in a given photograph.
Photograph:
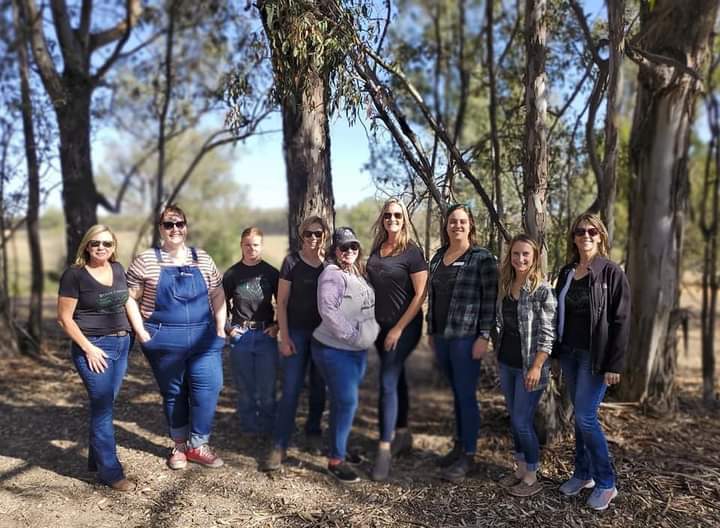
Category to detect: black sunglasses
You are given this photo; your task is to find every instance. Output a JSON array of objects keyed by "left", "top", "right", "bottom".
[
  {"left": 161, "top": 220, "right": 187, "bottom": 230},
  {"left": 89, "top": 240, "right": 114, "bottom": 248},
  {"left": 383, "top": 212, "right": 403, "bottom": 220},
  {"left": 303, "top": 230, "right": 324, "bottom": 239},
  {"left": 339, "top": 242, "right": 360, "bottom": 252},
  {"left": 573, "top": 227, "right": 599, "bottom": 238}
]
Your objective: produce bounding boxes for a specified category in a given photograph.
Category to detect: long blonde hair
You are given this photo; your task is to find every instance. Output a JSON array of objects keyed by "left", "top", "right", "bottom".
[
  {"left": 499, "top": 234, "right": 544, "bottom": 297},
  {"left": 567, "top": 213, "right": 610, "bottom": 264},
  {"left": 73, "top": 225, "right": 119, "bottom": 268},
  {"left": 371, "top": 198, "right": 413, "bottom": 255}
]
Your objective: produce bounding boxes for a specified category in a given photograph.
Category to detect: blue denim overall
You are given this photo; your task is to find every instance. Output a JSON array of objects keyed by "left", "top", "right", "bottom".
[{"left": 141, "top": 247, "right": 224, "bottom": 448}]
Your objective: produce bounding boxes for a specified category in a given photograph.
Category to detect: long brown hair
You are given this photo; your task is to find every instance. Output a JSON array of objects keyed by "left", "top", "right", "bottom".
[
  {"left": 566, "top": 213, "right": 610, "bottom": 264},
  {"left": 73, "top": 225, "right": 119, "bottom": 268},
  {"left": 370, "top": 198, "right": 413, "bottom": 255},
  {"left": 499, "top": 234, "right": 544, "bottom": 298},
  {"left": 440, "top": 204, "right": 477, "bottom": 247}
]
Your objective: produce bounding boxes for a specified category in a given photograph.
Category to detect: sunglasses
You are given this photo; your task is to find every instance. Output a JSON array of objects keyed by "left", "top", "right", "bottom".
[
  {"left": 89, "top": 240, "right": 114, "bottom": 248},
  {"left": 161, "top": 220, "right": 187, "bottom": 230},
  {"left": 339, "top": 242, "right": 360, "bottom": 252},
  {"left": 573, "top": 227, "right": 600, "bottom": 238},
  {"left": 383, "top": 212, "right": 403, "bottom": 221},
  {"left": 303, "top": 230, "right": 324, "bottom": 239}
]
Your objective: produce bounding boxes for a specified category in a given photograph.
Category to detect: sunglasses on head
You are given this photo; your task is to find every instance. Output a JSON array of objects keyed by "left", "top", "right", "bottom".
[
  {"left": 89, "top": 240, "right": 114, "bottom": 248},
  {"left": 339, "top": 242, "right": 360, "bottom": 252},
  {"left": 161, "top": 220, "right": 186, "bottom": 230},
  {"left": 383, "top": 212, "right": 403, "bottom": 221},
  {"left": 303, "top": 230, "right": 324, "bottom": 239},
  {"left": 574, "top": 227, "right": 599, "bottom": 237}
]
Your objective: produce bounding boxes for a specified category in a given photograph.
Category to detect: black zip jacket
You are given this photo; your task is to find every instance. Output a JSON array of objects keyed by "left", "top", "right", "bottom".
[{"left": 554, "top": 256, "right": 631, "bottom": 374}]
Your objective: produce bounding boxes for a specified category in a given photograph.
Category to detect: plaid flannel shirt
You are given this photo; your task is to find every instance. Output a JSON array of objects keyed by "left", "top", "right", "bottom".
[
  {"left": 427, "top": 246, "right": 498, "bottom": 338},
  {"left": 494, "top": 281, "right": 557, "bottom": 390}
]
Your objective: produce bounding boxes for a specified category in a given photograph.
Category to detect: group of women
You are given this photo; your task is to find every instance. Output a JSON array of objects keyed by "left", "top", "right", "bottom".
[{"left": 57, "top": 200, "right": 630, "bottom": 512}]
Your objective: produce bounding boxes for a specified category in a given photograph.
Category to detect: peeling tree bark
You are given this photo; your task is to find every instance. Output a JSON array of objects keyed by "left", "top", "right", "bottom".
[{"left": 619, "top": 0, "right": 719, "bottom": 410}]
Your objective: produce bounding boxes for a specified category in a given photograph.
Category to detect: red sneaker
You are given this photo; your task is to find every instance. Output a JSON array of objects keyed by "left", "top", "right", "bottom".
[
  {"left": 186, "top": 444, "right": 224, "bottom": 468},
  {"left": 167, "top": 443, "right": 187, "bottom": 470}
]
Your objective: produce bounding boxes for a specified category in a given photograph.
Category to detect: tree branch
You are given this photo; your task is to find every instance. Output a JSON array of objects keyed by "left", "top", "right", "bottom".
[
  {"left": 49, "top": 0, "right": 84, "bottom": 71},
  {"left": 92, "top": 0, "right": 142, "bottom": 82},
  {"left": 19, "top": 0, "right": 64, "bottom": 101}
]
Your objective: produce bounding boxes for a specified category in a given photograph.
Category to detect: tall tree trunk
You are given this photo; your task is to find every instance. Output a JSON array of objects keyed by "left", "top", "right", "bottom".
[
  {"left": 281, "top": 71, "right": 335, "bottom": 250},
  {"left": 12, "top": 0, "right": 43, "bottom": 348},
  {"left": 486, "top": 0, "right": 504, "bottom": 257},
  {"left": 619, "top": 0, "right": 718, "bottom": 410},
  {"left": 56, "top": 81, "right": 99, "bottom": 263}
]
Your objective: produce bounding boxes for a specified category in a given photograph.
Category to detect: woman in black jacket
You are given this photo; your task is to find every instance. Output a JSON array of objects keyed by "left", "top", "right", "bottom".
[{"left": 555, "top": 213, "right": 631, "bottom": 511}]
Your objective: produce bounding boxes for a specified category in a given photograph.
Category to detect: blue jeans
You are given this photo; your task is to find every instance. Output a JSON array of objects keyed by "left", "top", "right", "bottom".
[
  {"left": 229, "top": 328, "right": 278, "bottom": 434},
  {"left": 142, "top": 322, "right": 224, "bottom": 448},
  {"left": 273, "top": 327, "right": 326, "bottom": 448},
  {"left": 72, "top": 334, "right": 130, "bottom": 484},
  {"left": 433, "top": 335, "right": 481, "bottom": 454},
  {"left": 376, "top": 315, "right": 422, "bottom": 441},
  {"left": 311, "top": 341, "right": 367, "bottom": 460},
  {"left": 498, "top": 363, "right": 544, "bottom": 471},
  {"left": 560, "top": 347, "right": 615, "bottom": 489}
]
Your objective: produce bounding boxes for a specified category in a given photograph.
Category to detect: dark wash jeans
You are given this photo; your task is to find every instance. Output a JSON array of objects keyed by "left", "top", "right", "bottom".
[
  {"left": 311, "top": 341, "right": 367, "bottom": 460},
  {"left": 71, "top": 334, "right": 130, "bottom": 484},
  {"left": 142, "top": 321, "right": 224, "bottom": 447},
  {"left": 432, "top": 335, "right": 481, "bottom": 454},
  {"left": 498, "top": 363, "right": 544, "bottom": 470},
  {"left": 375, "top": 314, "right": 422, "bottom": 442},
  {"left": 273, "top": 327, "right": 326, "bottom": 449},
  {"left": 560, "top": 345, "right": 615, "bottom": 489}
]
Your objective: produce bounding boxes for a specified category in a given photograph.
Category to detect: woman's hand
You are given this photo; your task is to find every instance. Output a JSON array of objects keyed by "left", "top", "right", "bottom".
[
  {"left": 471, "top": 337, "right": 489, "bottom": 360},
  {"left": 604, "top": 372, "right": 621, "bottom": 385},
  {"left": 279, "top": 339, "right": 296, "bottom": 357},
  {"left": 525, "top": 366, "right": 542, "bottom": 391},
  {"left": 85, "top": 344, "right": 109, "bottom": 373},
  {"left": 137, "top": 329, "right": 152, "bottom": 344},
  {"left": 264, "top": 324, "right": 279, "bottom": 339},
  {"left": 216, "top": 327, "right": 227, "bottom": 339},
  {"left": 383, "top": 326, "right": 403, "bottom": 352}
]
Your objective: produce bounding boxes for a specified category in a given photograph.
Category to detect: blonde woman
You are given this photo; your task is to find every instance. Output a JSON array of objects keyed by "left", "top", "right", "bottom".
[
  {"left": 57, "top": 225, "right": 143, "bottom": 491},
  {"left": 495, "top": 234, "right": 556, "bottom": 497},
  {"left": 366, "top": 199, "right": 427, "bottom": 481}
]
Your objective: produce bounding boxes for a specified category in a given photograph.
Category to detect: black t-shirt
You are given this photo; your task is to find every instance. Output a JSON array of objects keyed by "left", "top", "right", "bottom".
[
  {"left": 280, "top": 252, "right": 324, "bottom": 330},
  {"left": 367, "top": 243, "right": 427, "bottom": 326},
  {"left": 498, "top": 295, "right": 523, "bottom": 368},
  {"left": 430, "top": 252, "right": 467, "bottom": 334},
  {"left": 58, "top": 262, "right": 130, "bottom": 336},
  {"left": 223, "top": 260, "right": 279, "bottom": 325},
  {"left": 563, "top": 274, "right": 591, "bottom": 350}
]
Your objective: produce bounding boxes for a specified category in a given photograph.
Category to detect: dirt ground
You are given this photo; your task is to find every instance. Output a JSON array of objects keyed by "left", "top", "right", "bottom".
[{"left": 1, "top": 316, "right": 719, "bottom": 528}]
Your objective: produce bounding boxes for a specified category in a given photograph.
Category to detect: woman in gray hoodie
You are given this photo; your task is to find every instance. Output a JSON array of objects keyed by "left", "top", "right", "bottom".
[{"left": 312, "top": 227, "right": 380, "bottom": 483}]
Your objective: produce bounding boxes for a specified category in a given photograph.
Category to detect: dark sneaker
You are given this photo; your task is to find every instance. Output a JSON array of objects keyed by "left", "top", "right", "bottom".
[
  {"left": 371, "top": 448, "right": 392, "bottom": 481},
  {"left": 559, "top": 477, "right": 595, "bottom": 496},
  {"left": 391, "top": 430, "right": 413, "bottom": 457},
  {"left": 508, "top": 479, "right": 543, "bottom": 497},
  {"left": 437, "top": 441, "right": 462, "bottom": 468},
  {"left": 167, "top": 443, "right": 187, "bottom": 470},
  {"left": 498, "top": 473, "right": 522, "bottom": 488},
  {"left": 327, "top": 462, "right": 360, "bottom": 483},
  {"left": 440, "top": 453, "right": 473, "bottom": 481},
  {"left": 186, "top": 444, "right": 224, "bottom": 468},
  {"left": 109, "top": 478, "right": 136, "bottom": 492},
  {"left": 346, "top": 448, "right": 363, "bottom": 465},
  {"left": 305, "top": 433, "right": 324, "bottom": 455},
  {"left": 261, "top": 447, "right": 285, "bottom": 472},
  {"left": 587, "top": 487, "right": 618, "bottom": 511}
]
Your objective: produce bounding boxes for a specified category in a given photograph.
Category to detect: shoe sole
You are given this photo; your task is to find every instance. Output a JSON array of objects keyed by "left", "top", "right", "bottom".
[
  {"left": 187, "top": 459, "right": 224, "bottom": 469},
  {"left": 560, "top": 480, "right": 595, "bottom": 496},
  {"left": 167, "top": 460, "right": 187, "bottom": 470},
  {"left": 508, "top": 482, "right": 543, "bottom": 497},
  {"left": 588, "top": 488, "right": 618, "bottom": 511},
  {"left": 327, "top": 469, "right": 360, "bottom": 484}
]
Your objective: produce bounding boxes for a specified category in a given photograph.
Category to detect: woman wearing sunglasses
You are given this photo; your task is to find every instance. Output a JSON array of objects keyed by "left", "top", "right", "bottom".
[
  {"left": 126, "top": 204, "right": 227, "bottom": 470},
  {"left": 223, "top": 227, "right": 280, "bottom": 436},
  {"left": 427, "top": 204, "right": 498, "bottom": 481},
  {"left": 57, "top": 225, "right": 143, "bottom": 491},
  {"left": 555, "top": 213, "right": 630, "bottom": 511},
  {"left": 312, "top": 227, "right": 380, "bottom": 483},
  {"left": 263, "top": 216, "right": 328, "bottom": 471},
  {"left": 366, "top": 199, "right": 427, "bottom": 481}
]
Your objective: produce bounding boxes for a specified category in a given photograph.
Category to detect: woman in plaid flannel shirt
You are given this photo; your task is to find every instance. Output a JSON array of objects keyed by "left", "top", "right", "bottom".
[
  {"left": 494, "top": 234, "right": 556, "bottom": 497},
  {"left": 427, "top": 204, "right": 498, "bottom": 481}
]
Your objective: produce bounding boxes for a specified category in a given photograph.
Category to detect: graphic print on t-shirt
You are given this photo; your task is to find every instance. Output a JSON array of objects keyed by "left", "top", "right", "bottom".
[{"left": 95, "top": 289, "right": 129, "bottom": 314}]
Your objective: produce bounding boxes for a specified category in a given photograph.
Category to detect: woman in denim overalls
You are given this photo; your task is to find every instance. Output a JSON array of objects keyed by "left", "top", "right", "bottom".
[{"left": 127, "top": 204, "right": 227, "bottom": 469}]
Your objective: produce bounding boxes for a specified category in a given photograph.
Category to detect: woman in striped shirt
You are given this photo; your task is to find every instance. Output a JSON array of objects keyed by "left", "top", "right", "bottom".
[{"left": 126, "top": 204, "right": 227, "bottom": 470}]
